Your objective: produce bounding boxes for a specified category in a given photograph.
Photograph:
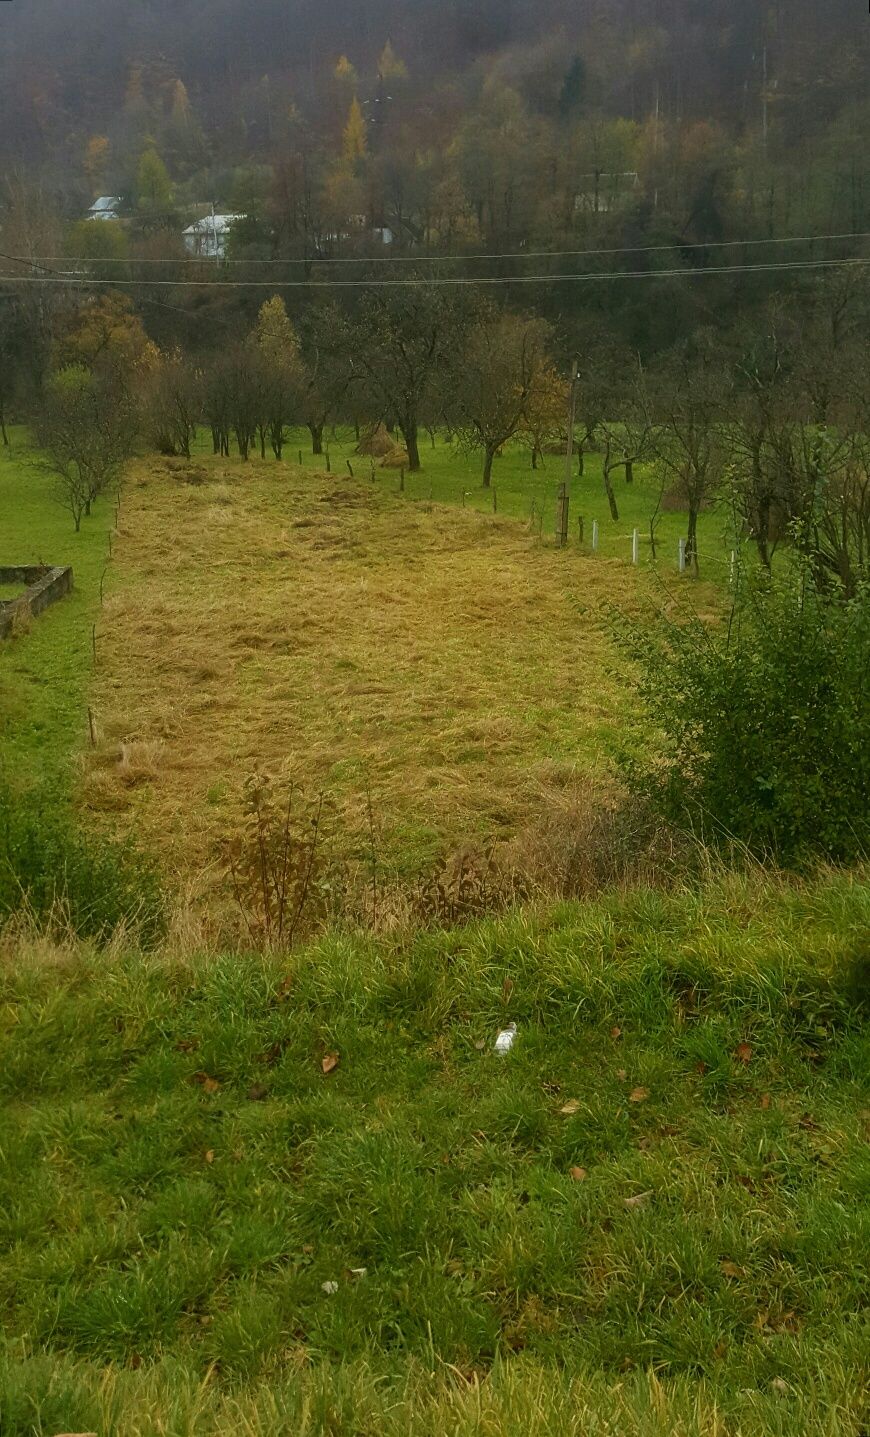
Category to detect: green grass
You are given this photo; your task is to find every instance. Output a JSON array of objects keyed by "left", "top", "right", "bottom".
[
  {"left": 273, "top": 426, "right": 735, "bottom": 578},
  {"left": 0, "top": 429, "right": 115, "bottom": 788},
  {"left": 1, "top": 871, "right": 868, "bottom": 1434}
]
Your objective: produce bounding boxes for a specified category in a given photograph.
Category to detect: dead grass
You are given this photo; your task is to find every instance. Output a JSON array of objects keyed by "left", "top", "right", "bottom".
[{"left": 84, "top": 454, "right": 715, "bottom": 910}]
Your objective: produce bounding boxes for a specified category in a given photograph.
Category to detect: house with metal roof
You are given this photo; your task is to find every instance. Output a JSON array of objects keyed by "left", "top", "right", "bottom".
[
  {"left": 87, "top": 196, "right": 123, "bottom": 221},
  {"left": 182, "top": 213, "right": 245, "bottom": 259}
]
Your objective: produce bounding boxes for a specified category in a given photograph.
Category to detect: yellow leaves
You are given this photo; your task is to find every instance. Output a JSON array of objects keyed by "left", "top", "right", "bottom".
[
  {"left": 629, "top": 1086, "right": 650, "bottom": 1104},
  {"left": 343, "top": 97, "right": 368, "bottom": 165},
  {"left": 559, "top": 1099, "right": 581, "bottom": 1116}
]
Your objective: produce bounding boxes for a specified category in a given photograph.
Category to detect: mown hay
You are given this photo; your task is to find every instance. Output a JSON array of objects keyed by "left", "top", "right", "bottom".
[{"left": 356, "top": 422, "right": 394, "bottom": 457}]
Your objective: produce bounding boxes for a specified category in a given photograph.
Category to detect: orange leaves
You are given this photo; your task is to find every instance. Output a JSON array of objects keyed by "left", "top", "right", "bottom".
[
  {"left": 569, "top": 1165, "right": 587, "bottom": 1182},
  {"left": 628, "top": 1086, "right": 650, "bottom": 1104},
  {"left": 321, "top": 1052, "right": 340, "bottom": 1075},
  {"left": 190, "top": 1071, "right": 220, "bottom": 1095}
]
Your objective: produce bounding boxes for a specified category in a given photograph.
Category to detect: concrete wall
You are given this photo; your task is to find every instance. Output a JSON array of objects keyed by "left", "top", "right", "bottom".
[{"left": 0, "top": 566, "right": 73, "bottom": 639}]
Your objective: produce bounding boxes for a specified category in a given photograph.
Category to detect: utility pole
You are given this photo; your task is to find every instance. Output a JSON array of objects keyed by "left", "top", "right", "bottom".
[
  {"left": 559, "top": 357, "right": 580, "bottom": 547},
  {"left": 762, "top": 44, "right": 769, "bottom": 161}
]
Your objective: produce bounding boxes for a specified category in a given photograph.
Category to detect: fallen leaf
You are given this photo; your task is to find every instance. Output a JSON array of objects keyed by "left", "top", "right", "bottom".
[
  {"left": 720, "top": 1260, "right": 743, "bottom": 1279},
  {"left": 348, "top": 1267, "right": 368, "bottom": 1279},
  {"left": 760, "top": 1093, "right": 771, "bottom": 1110},
  {"left": 301, "top": 1243, "right": 314, "bottom": 1255},
  {"left": 321, "top": 1052, "right": 340, "bottom": 1075},
  {"left": 247, "top": 1083, "right": 269, "bottom": 1102},
  {"left": 501, "top": 977, "right": 514, "bottom": 1003},
  {"left": 321, "top": 1280, "right": 339, "bottom": 1295},
  {"left": 275, "top": 974, "right": 294, "bottom": 1002},
  {"left": 610, "top": 1026, "right": 622, "bottom": 1040},
  {"left": 694, "top": 1061, "right": 707, "bottom": 1076},
  {"left": 569, "top": 1166, "right": 587, "bottom": 1182},
  {"left": 735, "top": 1042, "right": 753, "bottom": 1065},
  {"left": 560, "top": 1099, "right": 581, "bottom": 1116},
  {"left": 190, "top": 1071, "right": 221, "bottom": 1095},
  {"left": 175, "top": 1038, "right": 198, "bottom": 1053},
  {"left": 754, "top": 1309, "right": 770, "bottom": 1330},
  {"left": 771, "top": 1377, "right": 789, "bottom": 1396},
  {"left": 798, "top": 1112, "right": 819, "bottom": 1131},
  {"left": 204, "top": 1149, "right": 215, "bottom": 1165},
  {"left": 629, "top": 1086, "right": 650, "bottom": 1103},
  {"left": 474, "top": 1039, "right": 486, "bottom": 1051},
  {"left": 616, "top": 1068, "right": 627, "bottom": 1081},
  {"left": 623, "top": 1190, "right": 653, "bottom": 1209}
]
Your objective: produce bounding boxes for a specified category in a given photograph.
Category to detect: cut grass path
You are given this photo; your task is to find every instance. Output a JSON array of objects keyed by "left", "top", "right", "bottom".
[{"left": 0, "top": 872, "right": 867, "bottom": 1434}]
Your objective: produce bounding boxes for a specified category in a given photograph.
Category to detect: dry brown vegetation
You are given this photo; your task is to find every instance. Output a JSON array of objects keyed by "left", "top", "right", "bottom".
[{"left": 82, "top": 454, "right": 703, "bottom": 920}]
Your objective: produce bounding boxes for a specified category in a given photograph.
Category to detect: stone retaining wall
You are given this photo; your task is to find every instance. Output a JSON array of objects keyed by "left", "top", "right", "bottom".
[{"left": 0, "top": 565, "right": 74, "bottom": 638}]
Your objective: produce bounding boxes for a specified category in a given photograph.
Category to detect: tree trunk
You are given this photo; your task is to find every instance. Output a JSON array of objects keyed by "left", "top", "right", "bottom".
[
  {"left": 0, "top": 408, "right": 8, "bottom": 446},
  {"left": 686, "top": 508, "right": 699, "bottom": 576},
  {"left": 603, "top": 459, "right": 620, "bottom": 521},
  {"left": 482, "top": 446, "right": 496, "bottom": 487},
  {"left": 624, "top": 459, "right": 634, "bottom": 484},
  {"left": 403, "top": 418, "right": 422, "bottom": 473},
  {"left": 259, "top": 426, "right": 267, "bottom": 461},
  {"left": 531, "top": 447, "right": 538, "bottom": 471},
  {"left": 309, "top": 423, "right": 324, "bottom": 455},
  {"left": 577, "top": 444, "right": 584, "bottom": 476},
  {"left": 354, "top": 418, "right": 360, "bottom": 442}
]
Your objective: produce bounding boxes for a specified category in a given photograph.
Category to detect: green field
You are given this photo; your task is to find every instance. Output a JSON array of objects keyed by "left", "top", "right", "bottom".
[
  {"left": 0, "top": 430, "right": 115, "bottom": 788},
  {"left": 1, "top": 872, "right": 868, "bottom": 1436}
]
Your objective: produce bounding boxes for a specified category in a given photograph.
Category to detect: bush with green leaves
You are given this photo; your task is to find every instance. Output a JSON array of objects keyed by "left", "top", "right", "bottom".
[
  {"left": 0, "top": 781, "right": 165, "bottom": 944},
  {"left": 613, "top": 569, "right": 870, "bottom": 865}
]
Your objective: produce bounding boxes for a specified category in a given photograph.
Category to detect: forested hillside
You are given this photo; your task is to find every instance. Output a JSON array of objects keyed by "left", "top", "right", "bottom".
[{"left": 1, "top": 0, "right": 866, "bottom": 257}]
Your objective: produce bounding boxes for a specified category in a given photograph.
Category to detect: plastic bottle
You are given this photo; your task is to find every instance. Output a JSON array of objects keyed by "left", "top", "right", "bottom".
[{"left": 494, "top": 1023, "right": 517, "bottom": 1054}]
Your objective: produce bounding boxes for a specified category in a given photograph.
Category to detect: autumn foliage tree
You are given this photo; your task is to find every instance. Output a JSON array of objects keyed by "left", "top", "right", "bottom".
[{"left": 449, "top": 307, "right": 557, "bottom": 486}]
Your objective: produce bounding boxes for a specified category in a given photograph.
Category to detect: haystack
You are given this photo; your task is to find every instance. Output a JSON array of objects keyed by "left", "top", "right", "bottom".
[
  {"left": 380, "top": 446, "right": 410, "bottom": 469},
  {"left": 356, "top": 422, "right": 394, "bottom": 458}
]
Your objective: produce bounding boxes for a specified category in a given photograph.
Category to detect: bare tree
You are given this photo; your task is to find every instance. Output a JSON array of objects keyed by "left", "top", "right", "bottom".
[
  {"left": 348, "top": 284, "right": 473, "bottom": 472},
  {"left": 649, "top": 341, "right": 726, "bottom": 575},
  {"left": 448, "top": 307, "right": 556, "bottom": 486},
  {"left": 144, "top": 349, "right": 201, "bottom": 458}
]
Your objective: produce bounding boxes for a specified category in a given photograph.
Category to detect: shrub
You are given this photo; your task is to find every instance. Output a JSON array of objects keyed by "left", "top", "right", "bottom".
[
  {"left": 0, "top": 780, "right": 166, "bottom": 944},
  {"left": 612, "top": 569, "right": 870, "bottom": 866}
]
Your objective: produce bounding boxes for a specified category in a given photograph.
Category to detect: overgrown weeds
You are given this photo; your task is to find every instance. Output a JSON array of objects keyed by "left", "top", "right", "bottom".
[{"left": 0, "top": 778, "right": 165, "bottom": 945}]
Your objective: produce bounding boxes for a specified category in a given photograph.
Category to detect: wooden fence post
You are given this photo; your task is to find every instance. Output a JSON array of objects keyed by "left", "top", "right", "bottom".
[{"left": 557, "top": 482, "right": 569, "bottom": 547}]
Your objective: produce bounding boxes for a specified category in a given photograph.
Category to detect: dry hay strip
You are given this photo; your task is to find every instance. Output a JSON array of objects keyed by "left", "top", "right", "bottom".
[{"left": 83, "top": 455, "right": 637, "bottom": 884}]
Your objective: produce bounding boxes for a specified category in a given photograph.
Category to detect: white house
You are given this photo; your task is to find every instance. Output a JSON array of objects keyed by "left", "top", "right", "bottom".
[
  {"left": 87, "top": 196, "right": 123, "bottom": 222},
  {"left": 182, "top": 214, "right": 245, "bottom": 259}
]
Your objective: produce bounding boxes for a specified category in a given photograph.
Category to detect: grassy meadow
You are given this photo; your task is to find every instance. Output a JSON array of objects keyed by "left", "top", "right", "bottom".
[
  {"left": 78, "top": 445, "right": 725, "bottom": 926},
  {"left": 1, "top": 872, "right": 869, "bottom": 1436},
  {"left": 1, "top": 430, "right": 868, "bottom": 1435}
]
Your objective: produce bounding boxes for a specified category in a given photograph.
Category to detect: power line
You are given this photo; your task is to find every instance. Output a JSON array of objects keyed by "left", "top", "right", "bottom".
[
  {"left": 7, "top": 230, "right": 869, "bottom": 268},
  {"left": 0, "top": 257, "right": 867, "bottom": 289}
]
